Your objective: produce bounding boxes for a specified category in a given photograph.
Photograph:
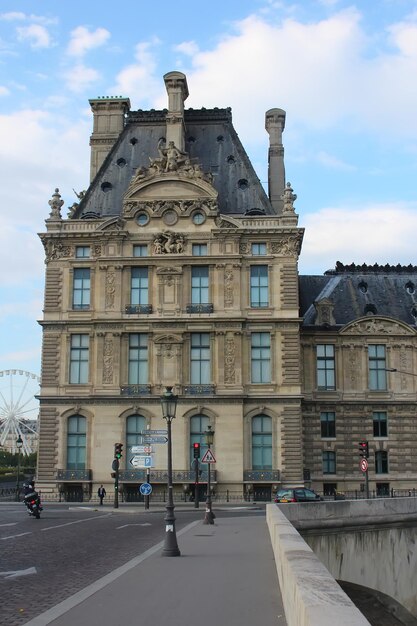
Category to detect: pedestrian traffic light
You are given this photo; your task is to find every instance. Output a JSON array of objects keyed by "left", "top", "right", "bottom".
[
  {"left": 358, "top": 441, "right": 369, "bottom": 458},
  {"left": 193, "top": 442, "right": 200, "bottom": 459},
  {"left": 115, "top": 442, "right": 123, "bottom": 459}
]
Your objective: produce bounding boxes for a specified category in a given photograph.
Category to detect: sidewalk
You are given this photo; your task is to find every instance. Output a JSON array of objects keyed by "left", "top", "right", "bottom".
[{"left": 25, "top": 515, "right": 287, "bottom": 626}]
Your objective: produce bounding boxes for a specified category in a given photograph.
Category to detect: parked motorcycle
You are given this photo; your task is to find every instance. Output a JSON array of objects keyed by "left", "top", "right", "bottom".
[{"left": 24, "top": 491, "right": 42, "bottom": 519}]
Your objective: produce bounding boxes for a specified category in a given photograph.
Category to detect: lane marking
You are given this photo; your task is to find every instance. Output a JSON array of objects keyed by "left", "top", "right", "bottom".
[
  {"left": 23, "top": 521, "right": 200, "bottom": 626},
  {"left": 116, "top": 523, "right": 152, "bottom": 529},
  {"left": 1, "top": 532, "right": 32, "bottom": 541},
  {"left": 0, "top": 523, "right": 18, "bottom": 527},
  {"left": 0, "top": 567, "right": 37, "bottom": 579},
  {"left": 41, "top": 514, "right": 111, "bottom": 532}
]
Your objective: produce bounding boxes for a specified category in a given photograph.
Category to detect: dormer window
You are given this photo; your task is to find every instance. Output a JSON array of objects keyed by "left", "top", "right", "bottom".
[
  {"left": 358, "top": 281, "right": 368, "bottom": 293},
  {"left": 406, "top": 281, "right": 415, "bottom": 294}
]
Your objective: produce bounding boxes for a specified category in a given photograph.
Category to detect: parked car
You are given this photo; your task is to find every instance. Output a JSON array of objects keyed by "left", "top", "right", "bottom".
[{"left": 274, "top": 487, "right": 323, "bottom": 503}]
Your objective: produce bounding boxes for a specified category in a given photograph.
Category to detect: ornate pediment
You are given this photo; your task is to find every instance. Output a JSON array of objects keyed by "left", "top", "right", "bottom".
[
  {"left": 341, "top": 316, "right": 416, "bottom": 336},
  {"left": 215, "top": 215, "right": 240, "bottom": 229},
  {"left": 96, "top": 217, "right": 125, "bottom": 231},
  {"left": 153, "top": 333, "right": 183, "bottom": 345}
]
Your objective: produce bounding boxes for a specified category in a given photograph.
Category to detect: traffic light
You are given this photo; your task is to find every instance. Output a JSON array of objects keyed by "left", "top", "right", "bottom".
[
  {"left": 358, "top": 441, "right": 369, "bottom": 458},
  {"left": 115, "top": 442, "right": 123, "bottom": 459},
  {"left": 193, "top": 442, "right": 200, "bottom": 459}
]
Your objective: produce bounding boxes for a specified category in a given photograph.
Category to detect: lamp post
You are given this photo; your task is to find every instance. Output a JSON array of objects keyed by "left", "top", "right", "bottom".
[
  {"left": 15, "top": 435, "right": 23, "bottom": 501},
  {"left": 160, "top": 386, "right": 180, "bottom": 557},
  {"left": 203, "top": 424, "right": 215, "bottom": 525}
]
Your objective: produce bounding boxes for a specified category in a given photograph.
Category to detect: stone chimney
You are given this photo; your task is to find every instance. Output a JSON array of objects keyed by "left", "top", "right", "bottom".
[
  {"left": 89, "top": 96, "right": 131, "bottom": 182},
  {"left": 265, "top": 108, "right": 286, "bottom": 213},
  {"left": 163, "top": 71, "right": 189, "bottom": 152}
]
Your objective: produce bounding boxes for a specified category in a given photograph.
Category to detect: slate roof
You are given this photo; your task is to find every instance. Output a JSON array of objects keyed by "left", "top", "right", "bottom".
[
  {"left": 299, "top": 268, "right": 417, "bottom": 328},
  {"left": 75, "top": 108, "right": 274, "bottom": 219}
]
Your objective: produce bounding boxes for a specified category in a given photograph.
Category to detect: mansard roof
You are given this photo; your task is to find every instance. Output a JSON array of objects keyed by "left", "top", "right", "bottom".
[
  {"left": 74, "top": 107, "right": 273, "bottom": 219},
  {"left": 300, "top": 265, "right": 417, "bottom": 328}
]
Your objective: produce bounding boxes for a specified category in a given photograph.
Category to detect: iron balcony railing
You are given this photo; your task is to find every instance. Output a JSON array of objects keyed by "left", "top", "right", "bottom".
[
  {"left": 183, "top": 384, "right": 216, "bottom": 395},
  {"left": 56, "top": 469, "right": 92, "bottom": 481},
  {"left": 121, "top": 385, "right": 152, "bottom": 396},
  {"left": 125, "top": 304, "right": 153, "bottom": 314},
  {"left": 243, "top": 470, "right": 280, "bottom": 482},
  {"left": 118, "top": 469, "right": 216, "bottom": 482},
  {"left": 186, "top": 303, "right": 214, "bottom": 314}
]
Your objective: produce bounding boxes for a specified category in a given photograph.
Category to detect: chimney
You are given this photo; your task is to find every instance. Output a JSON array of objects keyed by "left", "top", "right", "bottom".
[
  {"left": 89, "top": 96, "right": 131, "bottom": 182},
  {"left": 265, "top": 108, "right": 286, "bottom": 213},
  {"left": 163, "top": 71, "right": 189, "bottom": 152}
]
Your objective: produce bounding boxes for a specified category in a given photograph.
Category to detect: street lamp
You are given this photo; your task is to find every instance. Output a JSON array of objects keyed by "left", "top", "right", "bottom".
[
  {"left": 203, "top": 424, "right": 215, "bottom": 525},
  {"left": 160, "top": 386, "right": 180, "bottom": 557},
  {"left": 15, "top": 435, "right": 23, "bottom": 501}
]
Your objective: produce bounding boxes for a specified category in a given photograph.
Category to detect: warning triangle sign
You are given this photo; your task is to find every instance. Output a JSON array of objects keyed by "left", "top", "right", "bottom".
[{"left": 201, "top": 449, "right": 216, "bottom": 463}]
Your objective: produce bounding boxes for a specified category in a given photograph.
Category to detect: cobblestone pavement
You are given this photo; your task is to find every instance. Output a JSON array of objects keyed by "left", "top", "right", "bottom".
[{"left": 0, "top": 503, "right": 219, "bottom": 626}]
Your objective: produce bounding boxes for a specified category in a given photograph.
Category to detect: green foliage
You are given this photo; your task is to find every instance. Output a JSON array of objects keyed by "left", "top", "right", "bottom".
[{"left": 0, "top": 449, "right": 37, "bottom": 469}]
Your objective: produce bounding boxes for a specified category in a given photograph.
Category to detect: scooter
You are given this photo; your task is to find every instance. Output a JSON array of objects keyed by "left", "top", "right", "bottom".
[{"left": 24, "top": 491, "right": 42, "bottom": 519}]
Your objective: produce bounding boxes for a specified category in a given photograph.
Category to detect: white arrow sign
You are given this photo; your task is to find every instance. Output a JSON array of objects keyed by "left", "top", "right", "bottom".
[
  {"left": 130, "top": 455, "right": 154, "bottom": 468},
  {"left": 0, "top": 567, "right": 37, "bottom": 579}
]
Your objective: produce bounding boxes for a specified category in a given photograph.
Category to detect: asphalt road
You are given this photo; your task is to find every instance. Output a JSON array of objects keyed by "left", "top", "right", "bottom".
[{"left": 0, "top": 502, "right": 265, "bottom": 626}]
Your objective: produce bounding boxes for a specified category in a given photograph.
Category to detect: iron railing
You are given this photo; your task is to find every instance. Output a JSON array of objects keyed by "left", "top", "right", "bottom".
[
  {"left": 244, "top": 470, "right": 280, "bottom": 482},
  {"left": 125, "top": 305, "right": 153, "bottom": 314},
  {"left": 183, "top": 384, "right": 216, "bottom": 395},
  {"left": 186, "top": 304, "right": 214, "bottom": 314},
  {"left": 118, "top": 469, "right": 216, "bottom": 482},
  {"left": 121, "top": 385, "right": 152, "bottom": 396},
  {"left": 56, "top": 469, "right": 92, "bottom": 481}
]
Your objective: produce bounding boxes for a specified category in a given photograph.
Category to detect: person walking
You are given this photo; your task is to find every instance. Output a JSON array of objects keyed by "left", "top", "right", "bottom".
[{"left": 97, "top": 485, "right": 106, "bottom": 505}]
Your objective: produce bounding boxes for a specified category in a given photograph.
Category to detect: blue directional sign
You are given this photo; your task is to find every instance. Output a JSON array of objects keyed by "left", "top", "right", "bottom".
[{"left": 140, "top": 483, "right": 153, "bottom": 496}]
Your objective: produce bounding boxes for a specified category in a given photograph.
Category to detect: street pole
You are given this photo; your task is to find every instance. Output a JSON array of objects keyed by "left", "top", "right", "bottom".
[
  {"left": 203, "top": 425, "right": 215, "bottom": 525},
  {"left": 15, "top": 435, "right": 23, "bottom": 502},
  {"left": 161, "top": 386, "right": 180, "bottom": 557},
  {"left": 145, "top": 467, "right": 150, "bottom": 510},
  {"left": 114, "top": 462, "right": 119, "bottom": 509},
  {"left": 365, "top": 468, "right": 370, "bottom": 499},
  {"left": 194, "top": 459, "right": 199, "bottom": 508}
]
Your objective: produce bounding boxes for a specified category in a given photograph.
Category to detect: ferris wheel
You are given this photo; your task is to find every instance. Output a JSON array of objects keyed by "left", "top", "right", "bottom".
[{"left": 0, "top": 370, "right": 40, "bottom": 456}]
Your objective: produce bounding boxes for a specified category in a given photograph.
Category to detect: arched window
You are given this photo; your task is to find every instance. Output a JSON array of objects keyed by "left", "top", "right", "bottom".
[
  {"left": 126, "top": 415, "right": 147, "bottom": 458},
  {"left": 67, "top": 415, "right": 86, "bottom": 470},
  {"left": 190, "top": 414, "right": 209, "bottom": 463},
  {"left": 251, "top": 415, "right": 272, "bottom": 470}
]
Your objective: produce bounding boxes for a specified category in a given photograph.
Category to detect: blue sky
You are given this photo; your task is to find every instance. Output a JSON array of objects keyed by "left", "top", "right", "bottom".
[{"left": 1, "top": 0, "right": 417, "bottom": 378}]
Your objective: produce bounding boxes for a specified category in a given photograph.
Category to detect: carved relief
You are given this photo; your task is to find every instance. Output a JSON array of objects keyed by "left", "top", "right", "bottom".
[
  {"left": 224, "top": 336, "right": 236, "bottom": 384},
  {"left": 344, "top": 319, "right": 414, "bottom": 335},
  {"left": 124, "top": 199, "right": 218, "bottom": 218},
  {"left": 105, "top": 268, "right": 116, "bottom": 309},
  {"left": 224, "top": 268, "right": 234, "bottom": 307},
  {"left": 93, "top": 244, "right": 102, "bottom": 257},
  {"left": 103, "top": 336, "right": 114, "bottom": 384},
  {"left": 153, "top": 231, "right": 186, "bottom": 254},
  {"left": 270, "top": 233, "right": 302, "bottom": 257},
  {"left": 348, "top": 344, "right": 359, "bottom": 387},
  {"left": 43, "top": 241, "right": 72, "bottom": 263},
  {"left": 281, "top": 182, "right": 297, "bottom": 214}
]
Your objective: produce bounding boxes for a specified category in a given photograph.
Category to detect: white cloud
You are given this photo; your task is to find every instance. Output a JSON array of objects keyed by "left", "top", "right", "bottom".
[
  {"left": 388, "top": 20, "right": 417, "bottom": 57},
  {"left": 174, "top": 41, "right": 199, "bottom": 56},
  {"left": 299, "top": 203, "right": 417, "bottom": 274},
  {"left": 316, "top": 151, "right": 356, "bottom": 171},
  {"left": 109, "top": 39, "right": 162, "bottom": 105},
  {"left": 67, "top": 26, "right": 110, "bottom": 57},
  {"left": 16, "top": 24, "right": 51, "bottom": 49},
  {"left": 0, "top": 85, "right": 10, "bottom": 96},
  {"left": 0, "top": 12, "right": 26, "bottom": 21},
  {"left": 64, "top": 63, "right": 100, "bottom": 92},
  {"left": 0, "top": 12, "right": 57, "bottom": 25}
]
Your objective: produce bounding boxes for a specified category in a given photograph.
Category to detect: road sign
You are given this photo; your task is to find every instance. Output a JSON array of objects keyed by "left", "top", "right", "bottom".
[
  {"left": 131, "top": 445, "right": 152, "bottom": 454},
  {"left": 140, "top": 430, "right": 168, "bottom": 435},
  {"left": 360, "top": 458, "right": 369, "bottom": 472},
  {"left": 130, "top": 455, "right": 154, "bottom": 468},
  {"left": 142, "top": 436, "right": 168, "bottom": 444},
  {"left": 139, "top": 483, "right": 153, "bottom": 496},
  {"left": 201, "top": 449, "right": 216, "bottom": 463}
]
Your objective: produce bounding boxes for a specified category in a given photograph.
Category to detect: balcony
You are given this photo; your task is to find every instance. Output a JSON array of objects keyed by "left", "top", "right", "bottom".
[
  {"left": 186, "top": 303, "right": 214, "bottom": 314},
  {"left": 121, "top": 385, "right": 152, "bottom": 396},
  {"left": 56, "top": 469, "right": 92, "bottom": 481},
  {"left": 125, "top": 304, "right": 153, "bottom": 314},
  {"left": 243, "top": 470, "right": 280, "bottom": 482},
  {"left": 183, "top": 384, "right": 216, "bottom": 395},
  {"left": 119, "top": 469, "right": 216, "bottom": 482}
]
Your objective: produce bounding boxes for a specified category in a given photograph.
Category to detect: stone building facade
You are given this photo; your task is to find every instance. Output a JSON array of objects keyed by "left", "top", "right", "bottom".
[{"left": 37, "top": 71, "right": 417, "bottom": 501}]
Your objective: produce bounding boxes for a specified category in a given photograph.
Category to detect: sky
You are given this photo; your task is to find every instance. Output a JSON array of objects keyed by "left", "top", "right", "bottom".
[{"left": 0, "top": 0, "right": 417, "bottom": 379}]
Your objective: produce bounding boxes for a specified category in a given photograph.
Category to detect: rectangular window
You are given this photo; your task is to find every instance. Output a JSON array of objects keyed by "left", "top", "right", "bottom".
[
  {"left": 322, "top": 451, "right": 336, "bottom": 474},
  {"left": 251, "top": 243, "right": 267, "bottom": 256},
  {"left": 250, "top": 265, "right": 269, "bottom": 307},
  {"left": 190, "top": 333, "right": 210, "bottom": 384},
  {"left": 75, "top": 246, "right": 90, "bottom": 258},
  {"left": 375, "top": 450, "right": 389, "bottom": 474},
  {"left": 131, "top": 267, "right": 148, "bottom": 305},
  {"left": 192, "top": 244, "right": 207, "bottom": 256},
  {"left": 373, "top": 412, "right": 388, "bottom": 437},
  {"left": 368, "top": 345, "right": 387, "bottom": 390},
  {"left": 69, "top": 334, "right": 89, "bottom": 384},
  {"left": 73, "top": 268, "right": 90, "bottom": 310},
  {"left": 317, "top": 345, "right": 335, "bottom": 390},
  {"left": 191, "top": 267, "right": 209, "bottom": 304},
  {"left": 128, "top": 334, "right": 148, "bottom": 384},
  {"left": 133, "top": 245, "right": 148, "bottom": 257},
  {"left": 252, "top": 415, "right": 272, "bottom": 469},
  {"left": 320, "top": 412, "right": 336, "bottom": 438},
  {"left": 251, "top": 332, "right": 271, "bottom": 383}
]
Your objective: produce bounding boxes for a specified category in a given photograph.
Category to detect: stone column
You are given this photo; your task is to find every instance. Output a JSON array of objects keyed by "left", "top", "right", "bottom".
[{"left": 265, "top": 108, "right": 286, "bottom": 213}]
